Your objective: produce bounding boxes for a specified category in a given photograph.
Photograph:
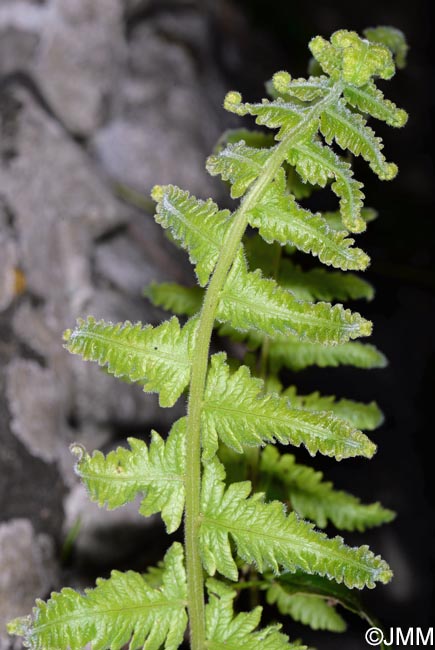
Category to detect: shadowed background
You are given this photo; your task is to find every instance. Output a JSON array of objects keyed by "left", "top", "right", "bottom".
[{"left": 0, "top": 0, "right": 433, "bottom": 648}]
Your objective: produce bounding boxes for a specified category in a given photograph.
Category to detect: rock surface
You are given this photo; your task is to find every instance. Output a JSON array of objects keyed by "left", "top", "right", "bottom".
[{"left": 0, "top": 519, "right": 58, "bottom": 649}]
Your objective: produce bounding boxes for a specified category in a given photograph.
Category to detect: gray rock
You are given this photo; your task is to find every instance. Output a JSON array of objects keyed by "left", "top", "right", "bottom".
[
  {"left": 6, "top": 359, "right": 69, "bottom": 462},
  {"left": 92, "top": 19, "right": 226, "bottom": 198},
  {"left": 0, "top": 519, "right": 58, "bottom": 648},
  {"left": 0, "top": 0, "right": 126, "bottom": 136},
  {"left": 0, "top": 88, "right": 127, "bottom": 298},
  {"left": 0, "top": 234, "right": 18, "bottom": 312}
]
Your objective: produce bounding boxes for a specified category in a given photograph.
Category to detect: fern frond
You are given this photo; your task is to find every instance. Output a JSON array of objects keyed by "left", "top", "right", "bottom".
[
  {"left": 63, "top": 316, "right": 198, "bottom": 407},
  {"left": 8, "top": 543, "right": 187, "bottom": 650},
  {"left": 260, "top": 446, "right": 394, "bottom": 531},
  {"left": 283, "top": 387, "right": 384, "bottom": 431},
  {"left": 309, "top": 30, "right": 395, "bottom": 86},
  {"left": 267, "top": 338, "right": 387, "bottom": 372},
  {"left": 247, "top": 171, "right": 369, "bottom": 270},
  {"left": 200, "top": 460, "right": 392, "bottom": 588},
  {"left": 217, "top": 252, "right": 372, "bottom": 344},
  {"left": 278, "top": 259, "right": 374, "bottom": 302},
  {"left": 266, "top": 583, "right": 346, "bottom": 632},
  {"left": 145, "top": 282, "right": 203, "bottom": 318},
  {"left": 71, "top": 418, "right": 186, "bottom": 533},
  {"left": 206, "top": 579, "right": 305, "bottom": 650},
  {"left": 343, "top": 82, "right": 407, "bottom": 127},
  {"left": 288, "top": 139, "right": 366, "bottom": 233},
  {"left": 151, "top": 185, "right": 230, "bottom": 286},
  {"left": 202, "top": 353, "right": 376, "bottom": 461},
  {"left": 320, "top": 100, "right": 397, "bottom": 179},
  {"left": 364, "top": 26, "right": 408, "bottom": 69},
  {"left": 206, "top": 139, "right": 274, "bottom": 198}
]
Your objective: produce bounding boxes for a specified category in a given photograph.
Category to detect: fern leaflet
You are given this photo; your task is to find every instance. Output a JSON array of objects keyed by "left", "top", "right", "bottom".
[
  {"left": 63, "top": 316, "right": 198, "bottom": 407},
  {"left": 71, "top": 418, "right": 186, "bottom": 533},
  {"left": 8, "top": 543, "right": 187, "bottom": 650},
  {"left": 200, "top": 460, "right": 392, "bottom": 588}
]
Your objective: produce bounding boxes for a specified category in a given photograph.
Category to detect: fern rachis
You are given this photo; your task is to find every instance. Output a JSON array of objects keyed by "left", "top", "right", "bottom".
[{"left": 8, "top": 28, "right": 408, "bottom": 650}]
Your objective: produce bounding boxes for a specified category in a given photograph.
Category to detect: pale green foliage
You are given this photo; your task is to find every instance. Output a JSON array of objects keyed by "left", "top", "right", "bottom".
[
  {"left": 202, "top": 353, "right": 376, "bottom": 460},
  {"left": 8, "top": 543, "right": 187, "bottom": 650},
  {"left": 9, "top": 28, "right": 407, "bottom": 650},
  {"left": 206, "top": 580, "right": 306, "bottom": 650},
  {"left": 267, "top": 338, "right": 387, "bottom": 371},
  {"left": 72, "top": 419, "right": 186, "bottom": 533},
  {"left": 247, "top": 170, "right": 370, "bottom": 270},
  {"left": 151, "top": 184, "right": 230, "bottom": 286},
  {"left": 63, "top": 316, "right": 198, "bottom": 407},
  {"left": 364, "top": 26, "right": 408, "bottom": 69},
  {"left": 260, "top": 446, "right": 395, "bottom": 531},
  {"left": 266, "top": 584, "right": 347, "bottom": 632},
  {"left": 282, "top": 387, "right": 383, "bottom": 430},
  {"left": 145, "top": 282, "right": 203, "bottom": 317},
  {"left": 217, "top": 251, "right": 372, "bottom": 343},
  {"left": 200, "top": 460, "right": 392, "bottom": 588}
]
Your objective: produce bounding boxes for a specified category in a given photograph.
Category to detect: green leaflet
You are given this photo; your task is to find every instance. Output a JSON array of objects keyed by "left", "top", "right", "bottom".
[
  {"left": 214, "top": 127, "right": 275, "bottom": 151},
  {"left": 145, "top": 282, "right": 203, "bottom": 318},
  {"left": 282, "top": 387, "right": 384, "bottom": 431},
  {"left": 266, "top": 584, "right": 346, "bottom": 632},
  {"left": 309, "top": 30, "right": 395, "bottom": 86},
  {"left": 71, "top": 419, "right": 186, "bottom": 534},
  {"left": 247, "top": 171, "right": 370, "bottom": 270},
  {"left": 278, "top": 259, "right": 374, "bottom": 302},
  {"left": 364, "top": 26, "right": 408, "bottom": 69},
  {"left": 206, "top": 139, "right": 274, "bottom": 198},
  {"left": 63, "top": 316, "right": 198, "bottom": 407},
  {"left": 151, "top": 184, "right": 230, "bottom": 286},
  {"left": 323, "top": 207, "right": 378, "bottom": 231},
  {"left": 247, "top": 237, "right": 373, "bottom": 301},
  {"left": 217, "top": 251, "right": 372, "bottom": 344},
  {"left": 200, "top": 460, "right": 392, "bottom": 588},
  {"left": 206, "top": 579, "right": 306, "bottom": 650},
  {"left": 260, "top": 446, "right": 395, "bottom": 532},
  {"left": 202, "top": 353, "right": 376, "bottom": 460},
  {"left": 8, "top": 543, "right": 187, "bottom": 650},
  {"left": 343, "top": 82, "right": 408, "bottom": 127},
  {"left": 267, "top": 338, "right": 387, "bottom": 372},
  {"left": 270, "top": 571, "right": 385, "bottom": 630},
  {"left": 288, "top": 139, "right": 366, "bottom": 233},
  {"left": 321, "top": 100, "right": 398, "bottom": 180}
]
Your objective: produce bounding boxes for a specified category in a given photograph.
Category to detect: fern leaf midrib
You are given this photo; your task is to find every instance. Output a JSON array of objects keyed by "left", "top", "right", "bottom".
[
  {"left": 184, "top": 80, "right": 344, "bottom": 650},
  {"left": 202, "top": 515, "right": 377, "bottom": 577},
  {"left": 78, "top": 470, "right": 184, "bottom": 484},
  {"left": 32, "top": 600, "right": 187, "bottom": 634},
  {"left": 220, "top": 289, "right": 361, "bottom": 336},
  {"left": 204, "top": 402, "right": 361, "bottom": 449},
  {"left": 72, "top": 329, "right": 190, "bottom": 367}
]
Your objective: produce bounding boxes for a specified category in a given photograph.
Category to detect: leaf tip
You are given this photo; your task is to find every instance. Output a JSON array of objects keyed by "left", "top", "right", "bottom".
[
  {"left": 224, "top": 91, "right": 243, "bottom": 113},
  {"left": 272, "top": 70, "right": 291, "bottom": 94},
  {"left": 151, "top": 185, "right": 164, "bottom": 202}
]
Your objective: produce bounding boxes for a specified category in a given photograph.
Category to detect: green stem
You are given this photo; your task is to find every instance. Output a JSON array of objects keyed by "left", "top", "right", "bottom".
[{"left": 184, "top": 83, "right": 342, "bottom": 650}]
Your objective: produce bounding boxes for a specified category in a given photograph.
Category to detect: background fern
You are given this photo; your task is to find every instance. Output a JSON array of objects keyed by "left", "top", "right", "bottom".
[{"left": 8, "top": 27, "right": 407, "bottom": 650}]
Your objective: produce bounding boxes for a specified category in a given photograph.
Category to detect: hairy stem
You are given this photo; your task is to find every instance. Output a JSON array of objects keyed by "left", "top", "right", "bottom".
[{"left": 184, "top": 83, "right": 342, "bottom": 650}]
